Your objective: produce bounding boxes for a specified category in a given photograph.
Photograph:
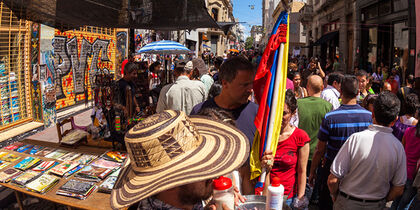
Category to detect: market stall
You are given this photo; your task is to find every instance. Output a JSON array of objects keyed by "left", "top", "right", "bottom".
[{"left": 0, "top": 138, "right": 124, "bottom": 210}]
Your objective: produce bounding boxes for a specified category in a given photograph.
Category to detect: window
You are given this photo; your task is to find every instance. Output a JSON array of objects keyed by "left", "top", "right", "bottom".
[{"left": 211, "top": 8, "right": 219, "bottom": 21}]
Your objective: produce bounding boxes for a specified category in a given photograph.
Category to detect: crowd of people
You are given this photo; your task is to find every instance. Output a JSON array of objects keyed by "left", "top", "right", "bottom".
[{"left": 113, "top": 51, "right": 419, "bottom": 210}]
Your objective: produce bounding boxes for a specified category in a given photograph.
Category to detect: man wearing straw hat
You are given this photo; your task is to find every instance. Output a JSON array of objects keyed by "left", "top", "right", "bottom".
[{"left": 110, "top": 110, "right": 250, "bottom": 209}]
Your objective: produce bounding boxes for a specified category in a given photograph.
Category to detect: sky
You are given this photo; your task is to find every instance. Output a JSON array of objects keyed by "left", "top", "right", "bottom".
[{"left": 232, "top": 0, "right": 262, "bottom": 39}]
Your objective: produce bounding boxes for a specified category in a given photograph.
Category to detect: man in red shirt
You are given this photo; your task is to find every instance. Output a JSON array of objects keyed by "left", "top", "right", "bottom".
[{"left": 121, "top": 54, "right": 134, "bottom": 77}]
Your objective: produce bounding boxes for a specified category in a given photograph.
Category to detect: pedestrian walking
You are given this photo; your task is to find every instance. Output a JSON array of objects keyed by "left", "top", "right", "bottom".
[{"left": 328, "top": 92, "right": 406, "bottom": 210}]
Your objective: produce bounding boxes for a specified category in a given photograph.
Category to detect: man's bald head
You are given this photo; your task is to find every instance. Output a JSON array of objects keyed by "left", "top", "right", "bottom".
[{"left": 307, "top": 75, "right": 324, "bottom": 94}]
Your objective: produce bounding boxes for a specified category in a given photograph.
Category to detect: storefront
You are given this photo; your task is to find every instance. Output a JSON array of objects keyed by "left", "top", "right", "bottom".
[
  {"left": 359, "top": 0, "right": 414, "bottom": 76},
  {"left": 0, "top": 2, "right": 32, "bottom": 130}
]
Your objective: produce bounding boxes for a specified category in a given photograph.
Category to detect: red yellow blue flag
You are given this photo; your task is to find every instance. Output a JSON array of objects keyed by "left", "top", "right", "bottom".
[{"left": 250, "top": 10, "right": 289, "bottom": 193}]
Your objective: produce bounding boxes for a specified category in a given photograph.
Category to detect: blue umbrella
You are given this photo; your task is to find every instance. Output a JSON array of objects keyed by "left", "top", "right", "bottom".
[{"left": 137, "top": 40, "right": 191, "bottom": 55}]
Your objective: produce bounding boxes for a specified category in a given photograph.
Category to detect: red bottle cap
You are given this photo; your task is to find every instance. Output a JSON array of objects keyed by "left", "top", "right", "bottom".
[
  {"left": 271, "top": 176, "right": 281, "bottom": 187},
  {"left": 213, "top": 176, "right": 232, "bottom": 190}
]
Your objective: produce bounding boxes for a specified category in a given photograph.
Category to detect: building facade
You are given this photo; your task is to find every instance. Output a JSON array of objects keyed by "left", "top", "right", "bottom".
[
  {"left": 0, "top": 2, "right": 127, "bottom": 131},
  {"left": 301, "top": 0, "right": 416, "bottom": 76},
  {"left": 250, "top": 25, "right": 263, "bottom": 49},
  {"left": 198, "top": 0, "right": 236, "bottom": 56}
]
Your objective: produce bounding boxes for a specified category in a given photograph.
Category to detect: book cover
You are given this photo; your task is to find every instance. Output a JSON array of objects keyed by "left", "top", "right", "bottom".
[
  {"left": 73, "top": 154, "right": 97, "bottom": 165},
  {"left": 56, "top": 185, "right": 97, "bottom": 200},
  {"left": 90, "top": 158, "right": 121, "bottom": 169},
  {"left": 26, "top": 174, "right": 60, "bottom": 194},
  {"left": 59, "top": 179, "right": 96, "bottom": 195},
  {"left": 35, "top": 147, "right": 56, "bottom": 156},
  {"left": 32, "top": 160, "right": 58, "bottom": 172},
  {"left": 14, "top": 157, "right": 41, "bottom": 171},
  {"left": 75, "top": 165, "right": 112, "bottom": 181},
  {"left": 45, "top": 150, "right": 68, "bottom": 159},
  {"left": 0, "top": 152, "right": 9, "bottom": 159},
  {"left": 4, "top": 142, "right": 24, "bottom": 151},
  {"left": 16, "top": 144, "right": 34, "bottom": 153},
  {"left": 49, "top": 161, "right": 79, "bottom": 176},
  {"left": 0, "top": 161, "right": 10, "bottom": 170},
  {"left": 57, "top": 152, "right": 81, "bottom": 162},
  {"left": 12, "top": 171, "right": 41, "bottom": 186},
  {"left": 64, "top": 164, "right": 85, "bottom": 177},
  {"left": 98, "top": 176, "right": 117, "bottom": 193},
  {"left": 100, "top": 151, "right": 127, "bottom": 163},
  {"left": 0, "top": 154, "right": 21, "bottom": 162},
  {"left": 29, "top": 145, "right": 44, "bottom": 155},
  {"left": 0, "top": 168, "right": 22, "bottom": 183}
]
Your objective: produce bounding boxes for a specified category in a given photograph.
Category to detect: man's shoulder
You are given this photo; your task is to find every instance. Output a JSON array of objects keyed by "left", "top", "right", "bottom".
[
  {"left": 190, "top": 99, "right": 216, "bottom": 115},
  {"left": 325, "top": 105, "right": 371, "bottom": 119}
]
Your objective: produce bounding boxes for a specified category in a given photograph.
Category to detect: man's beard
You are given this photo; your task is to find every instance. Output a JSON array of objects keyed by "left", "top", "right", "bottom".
[{"left": 178, "top": 179, "right": 214, "bottom": 205}]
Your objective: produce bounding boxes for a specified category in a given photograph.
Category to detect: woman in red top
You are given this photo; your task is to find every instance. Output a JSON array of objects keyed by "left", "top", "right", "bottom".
[{"left": 262, "top": 89, "right": 310, "bottom": 208}]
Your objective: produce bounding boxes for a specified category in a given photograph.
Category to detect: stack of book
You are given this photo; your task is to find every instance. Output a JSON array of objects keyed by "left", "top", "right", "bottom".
[
  {"left": 56, "top": 179, "right": 97, "bottom": 200},
  {"left": 0, "top": 168, "right": 22, "bottom": 183},
  {"left": 73, "top": 154, "right": 97, "bottom": 165},
  {"left": 32, "top": 160, "right": 58, "bottom": 172},
  {"left": 14, "top": 157, "right": 41, "bottom": 170},
  {"left": 3, "top": 142, "right": 24, "bottom": 151},
  {"left": 12, "top": 171, "right": 41, "bottom": 186},
  {"left": 75, "top": 165, "right": 114, "bottom": 182},
  {"left": 25, "top": 174, "right": 60, "bottom": 194},
  {"left": 98, "top": 168, "right": 121, "bottom": 193},
  {"left": 0, "top": 153, "right": 20, "bottom": 163},
  {"left": 35, "top": 147, "right": 55, "bottom": 156},
  {"left": 45, "top": 150, "right": 68, "bottom": 160},
  {"left": 49, "top": 161, "right": 79, "bottom": 176},
  {"left": 16, "top": 144, "right": 34, "bottom": 153},
  {"left": 100, "top": 151, "right": 127, "bottom": 163},
  {"left": 0, "top": 160, "right": 10, "bottom": 170},
  {"left": 29, "top": 145, "right": 44, "bottom": 155},
  {"left": 57, "top": 152, "right": 81, "bottom": 162}
]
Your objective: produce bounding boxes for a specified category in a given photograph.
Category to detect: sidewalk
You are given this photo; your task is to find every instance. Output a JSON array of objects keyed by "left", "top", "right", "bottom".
[{"left": 0, "top": 103, "right": 92, "bottom": 147}]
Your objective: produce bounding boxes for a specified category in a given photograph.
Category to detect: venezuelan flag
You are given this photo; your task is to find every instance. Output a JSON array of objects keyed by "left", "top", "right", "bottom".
[{"left": 250, "top": 10, "right": 289, "bottom": 193}]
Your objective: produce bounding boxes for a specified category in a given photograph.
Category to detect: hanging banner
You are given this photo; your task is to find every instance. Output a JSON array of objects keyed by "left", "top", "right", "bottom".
[{"left": 416, "top": 0, "right": 420, "bottom": 77}]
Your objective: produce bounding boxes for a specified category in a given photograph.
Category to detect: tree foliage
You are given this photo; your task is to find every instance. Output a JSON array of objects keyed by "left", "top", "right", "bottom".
[{"left": 245, "top": 37, "right": 254, "bottom": 50}]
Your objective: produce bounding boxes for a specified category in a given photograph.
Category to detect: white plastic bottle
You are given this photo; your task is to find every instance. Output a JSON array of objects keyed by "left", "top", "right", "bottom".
[
  {"left": 266, "top": 176, "right": 284, "bottom": 210},
  {"left": 213, "top": 176, "right": 234, "bottom": 210}
]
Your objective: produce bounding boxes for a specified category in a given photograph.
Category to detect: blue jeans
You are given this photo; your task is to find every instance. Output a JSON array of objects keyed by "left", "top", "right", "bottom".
[{"left": 390, "top": 179, "right": 417, "bottom": 210}]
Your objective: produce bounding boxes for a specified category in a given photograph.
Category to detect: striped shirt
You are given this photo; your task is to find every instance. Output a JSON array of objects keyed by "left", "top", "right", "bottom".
[{"left": 318, "top": 104, "right": 372, "bottom": 161}]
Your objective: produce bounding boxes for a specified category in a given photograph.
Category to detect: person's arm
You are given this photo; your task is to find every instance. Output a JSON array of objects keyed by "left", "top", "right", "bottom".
[
  {"left": 317, "top": 62, "right": 326, "bottom": 78},
  {"left": 297, "top": 143, "right": 310, "bottom": 199},
  {"left": 327, "top": 174, "right": 340, "bottom": 202},
  {"left": 155, "top": 87, "right": 166, "bottom": 113},
  {"left": 308, "top": 140, "right": 327, "bottom": 186},
  {"left": 386, "top": 185, "right": 404, "bottom": 202}
]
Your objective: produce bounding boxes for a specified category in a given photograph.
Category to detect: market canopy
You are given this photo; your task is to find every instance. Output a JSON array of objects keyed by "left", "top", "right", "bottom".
[
  {"left": 2, "top": 0, "right": 220, "bottom": 31},
  {"left": 217, "top": 22, "right": 238, "bottom": 35}
]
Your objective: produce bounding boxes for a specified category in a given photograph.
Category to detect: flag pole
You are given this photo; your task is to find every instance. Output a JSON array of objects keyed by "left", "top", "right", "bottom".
[{"left": 257, "top": 41, "right": 286, "bottom": 193}]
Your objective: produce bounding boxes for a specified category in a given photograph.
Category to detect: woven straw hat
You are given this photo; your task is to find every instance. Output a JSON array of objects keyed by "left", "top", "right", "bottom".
[{"left": 110, "top": 110, "right": 249, "bottom": 209}]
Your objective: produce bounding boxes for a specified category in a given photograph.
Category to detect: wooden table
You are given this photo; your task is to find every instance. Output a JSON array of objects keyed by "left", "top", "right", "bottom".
[{"left": 0, "top": 138, "right": 117, "bottom": 210}]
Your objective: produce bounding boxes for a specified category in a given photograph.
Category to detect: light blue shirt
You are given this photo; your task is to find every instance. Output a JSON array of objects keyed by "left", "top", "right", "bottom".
[
  {"left": 200, "top": 74, "right": 214, "bottom": 93},
  {"left": 156, "top": 76, "right": 207, "bottom": 114}
]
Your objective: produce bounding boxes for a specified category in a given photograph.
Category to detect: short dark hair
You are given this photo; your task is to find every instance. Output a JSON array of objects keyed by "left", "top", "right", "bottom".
[
  {"left": 407, "top": 74, "right": 415, "bottom": 85},
  {"left": 287, "top": 71, "right": 300, "bottom": 81},
  {"left": 219, "top": 56, "right": 255, "bottom": 83},
  {"left": 404, "top": 93, "right": 419, "bottom": 115},
  {"left": 327, "top": 73, "right": 344, "bottom": 86},
  {"left": 341, "top": 75, "right": 359, "bottom": 99},
  {"left": 362, "top": 94, "right": 378, "bottom": 110},
  {"left": 214, "top": 57, "right": 224, "bottom": 67},
  {"left": 285, "top": 89, "right": 297, "bottom": 114},
  {"left": 149, "top": 61, "right": 161, "bottom": 72},
  {"left": 355, "top": 70, "right": 368, "bottom": 78},
  {"left": 124, "top": 62, "right": 139, "bottom": 74},
  {"left": 374, "top": 92, "right": 400, "bottom": 126},
  {"left": 208, "top": 82, "right": 222, "bottom": 99}
]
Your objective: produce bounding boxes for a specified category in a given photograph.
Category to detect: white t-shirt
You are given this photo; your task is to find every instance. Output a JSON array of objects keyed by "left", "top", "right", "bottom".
[
  {"left": 321, "top": 85, "right": 341, "bottom": 110},
  {"left": 330, "top": 124, "right": 407, "bottom": 200}
]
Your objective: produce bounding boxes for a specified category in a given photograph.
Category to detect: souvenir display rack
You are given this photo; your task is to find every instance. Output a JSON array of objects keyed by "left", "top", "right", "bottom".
[{"left": 0, "top": 2, "right": 32, "bottom": 130}]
